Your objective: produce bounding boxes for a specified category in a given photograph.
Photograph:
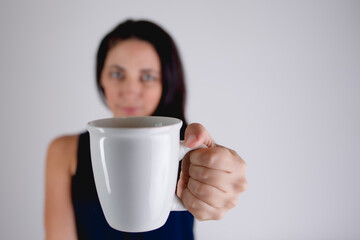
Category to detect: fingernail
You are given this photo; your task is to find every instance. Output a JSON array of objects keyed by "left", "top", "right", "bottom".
[{"left": 186, "top": 134, "right": 196, "bottom": 144}]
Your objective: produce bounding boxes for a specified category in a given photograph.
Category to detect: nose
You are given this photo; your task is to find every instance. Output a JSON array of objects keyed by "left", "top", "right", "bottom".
[{"left": 120, "top": 78, "right": 141, "bottom": 99}]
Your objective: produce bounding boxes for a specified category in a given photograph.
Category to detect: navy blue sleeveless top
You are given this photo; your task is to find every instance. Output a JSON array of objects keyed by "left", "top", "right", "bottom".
[{"left": 72, "top": 132, "right": 194, "bottom": 240}]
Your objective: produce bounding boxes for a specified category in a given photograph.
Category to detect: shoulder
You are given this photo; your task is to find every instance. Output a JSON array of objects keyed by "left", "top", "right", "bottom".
[
  {"left": 47, "top": 134, "right": 79, "bottom": 159},
  {"left": 46, "top": 134, "right": 80, "bottom": 176}
]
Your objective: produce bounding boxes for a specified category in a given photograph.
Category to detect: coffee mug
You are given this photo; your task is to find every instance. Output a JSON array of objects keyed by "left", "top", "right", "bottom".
[{"left": 87, "top": 116, "right": 201, "bottom": 232}]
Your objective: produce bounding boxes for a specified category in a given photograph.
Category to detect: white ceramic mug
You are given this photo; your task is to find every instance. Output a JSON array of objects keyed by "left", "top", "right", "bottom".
[{"left": 87, "top": 116, "right": 199, "bottom": 232}]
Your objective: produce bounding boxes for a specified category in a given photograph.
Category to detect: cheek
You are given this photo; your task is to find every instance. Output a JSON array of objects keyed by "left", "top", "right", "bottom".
[
  {"left": 102, "top": 85, "right": 117, "bottom": 106},
  {"left": 144, "top": 86, "right": 162, "bottom": 108},
  {"left": 151, "top": 86, "right": 163, "bottom": 104}
]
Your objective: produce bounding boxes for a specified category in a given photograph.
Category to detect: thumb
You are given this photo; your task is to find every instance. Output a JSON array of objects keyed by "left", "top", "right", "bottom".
[{"left": 184, "top": 123, "right": 215, "bottom": 148}]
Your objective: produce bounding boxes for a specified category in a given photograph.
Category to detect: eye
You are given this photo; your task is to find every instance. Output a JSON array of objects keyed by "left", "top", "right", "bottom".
[
  {"left": 141, "top": 74, "right": 156, "bottom": 82},
  {"left": 110, "top": 71, "right": 124, "bottom": 79}
]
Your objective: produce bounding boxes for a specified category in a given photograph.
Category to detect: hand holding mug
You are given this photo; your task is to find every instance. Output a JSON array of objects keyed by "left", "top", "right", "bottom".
[
  {"left": 87, "top": 117, "right": 247, "bottom": 232},
  {"left": 177, "top": 123, "right": 248, "bottom": 221}
]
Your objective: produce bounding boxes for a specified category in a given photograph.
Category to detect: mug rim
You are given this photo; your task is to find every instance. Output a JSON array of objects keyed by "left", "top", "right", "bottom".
[{"left": 87, "top": 116, "right": 182, "bottom": 131}]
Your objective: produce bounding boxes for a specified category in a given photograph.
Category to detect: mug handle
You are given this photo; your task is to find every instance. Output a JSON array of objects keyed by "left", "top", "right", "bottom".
[{"left": 171, "top": 141, "right": 207, "bottom": 211}]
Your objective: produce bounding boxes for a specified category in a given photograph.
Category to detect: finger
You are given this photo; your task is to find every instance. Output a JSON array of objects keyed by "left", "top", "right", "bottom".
[
  {"left": 184, "top": 123, "right": 215, "bottom": 148},
  {"left": 176, "top": 174, "right": 187, "bottom": 199},
  {"left": 181, "top": 188, "right": 227, "bottom": 221},
  {"left": 189, "top": 165, "right": 234, "bottom": 192},
  {"left": 187, "top": 178, "right": 237, "bottom": 209},
  {"left": 189, "top": 147, "right": 236, "bottom": 172}
]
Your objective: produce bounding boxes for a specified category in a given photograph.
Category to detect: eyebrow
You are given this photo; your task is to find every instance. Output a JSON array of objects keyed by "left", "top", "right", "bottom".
[
  {"left": 140, "top": 69, "right": 160, "bottom": 75},
  {"left": 108, "top": 65, "right": 125, "bottom": 71},
  {"left": 108, "top": 65, "right": 160, "bottom": 75}
]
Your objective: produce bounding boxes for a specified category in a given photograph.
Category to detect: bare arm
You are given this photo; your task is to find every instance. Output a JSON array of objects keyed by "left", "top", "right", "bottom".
[{"left": 44, "top": 135, "right": 78, "bottom": 240}]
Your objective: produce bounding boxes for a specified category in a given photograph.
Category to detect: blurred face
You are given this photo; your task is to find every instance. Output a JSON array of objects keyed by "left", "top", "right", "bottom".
[{"left": 100, "top": 39, "right": 162, "bottom": 117}]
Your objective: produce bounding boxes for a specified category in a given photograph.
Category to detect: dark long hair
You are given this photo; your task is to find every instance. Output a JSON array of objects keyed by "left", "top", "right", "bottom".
[{"left": 96, "top": 19, "right": 187, "bottom": 137}]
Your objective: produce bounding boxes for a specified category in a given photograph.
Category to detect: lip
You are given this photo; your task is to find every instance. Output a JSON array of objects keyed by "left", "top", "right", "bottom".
[{"left": 121, "top": 107, "right": 141, "bottom": 115}]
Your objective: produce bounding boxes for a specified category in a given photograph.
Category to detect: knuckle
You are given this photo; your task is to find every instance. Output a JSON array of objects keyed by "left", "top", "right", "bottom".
[
  {"left": 235, "top": 178, "right": 248, "bottom": 192},
  {"left": 184, "top": 190, "right": 199, "bottom": 212},
  {"left": 190, "top": 202, "right": 198, "bottom": 212},
  {"left": 189, "top": 179, "right": 206, "bottom": 198},
  {"left": 205, "top": 150, "right": 220, "bottom": 169},
  {"left": 228, "top": 147, "right": 238, "bottom": 156},
  {"left": 190, "top": 165, "right": 209, "bottom": 182},
  {"left": 195, "top": 213, "right": 208, "bottom": 221},
  {"left": 232, "top": 180, "right": 245, "bottom": 193},
  {"left": 205, "top": 147, "right": 233, "bottom": 169},
  {"left": 217, "top": 147, "right": 231, "bottom": 158},
  {"left": 228, "top": 147, "right": 247, "bottom": 170},
  {"left": 185, "top": 201, "right": 209, "bottom": 222},
  {"left": 195, "top": 183, "right": 207, "bottom": 198},
  {"left": 225, "top": 197, "right": 238, "bottom": 209},
  {"left": 213, "top": 210, "right": 226, "bottom": 220},
  {"left": 198, "top": 168, "right": 209, "bottom": 182}
]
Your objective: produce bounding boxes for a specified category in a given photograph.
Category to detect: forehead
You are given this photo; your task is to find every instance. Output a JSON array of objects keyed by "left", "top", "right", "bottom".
[{"left": 105, "top": 39, "right": 161, "bottom": 70}]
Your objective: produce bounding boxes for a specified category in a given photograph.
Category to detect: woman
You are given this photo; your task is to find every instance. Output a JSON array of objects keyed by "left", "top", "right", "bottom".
[{"left": 45, "top": 19, "right": 247, "bottom": 240}]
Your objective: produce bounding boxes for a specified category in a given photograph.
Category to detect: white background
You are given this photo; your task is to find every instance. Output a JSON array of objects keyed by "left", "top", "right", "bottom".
[{"left": 1, "top": 1, "right": 359, "bottom": 239}]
